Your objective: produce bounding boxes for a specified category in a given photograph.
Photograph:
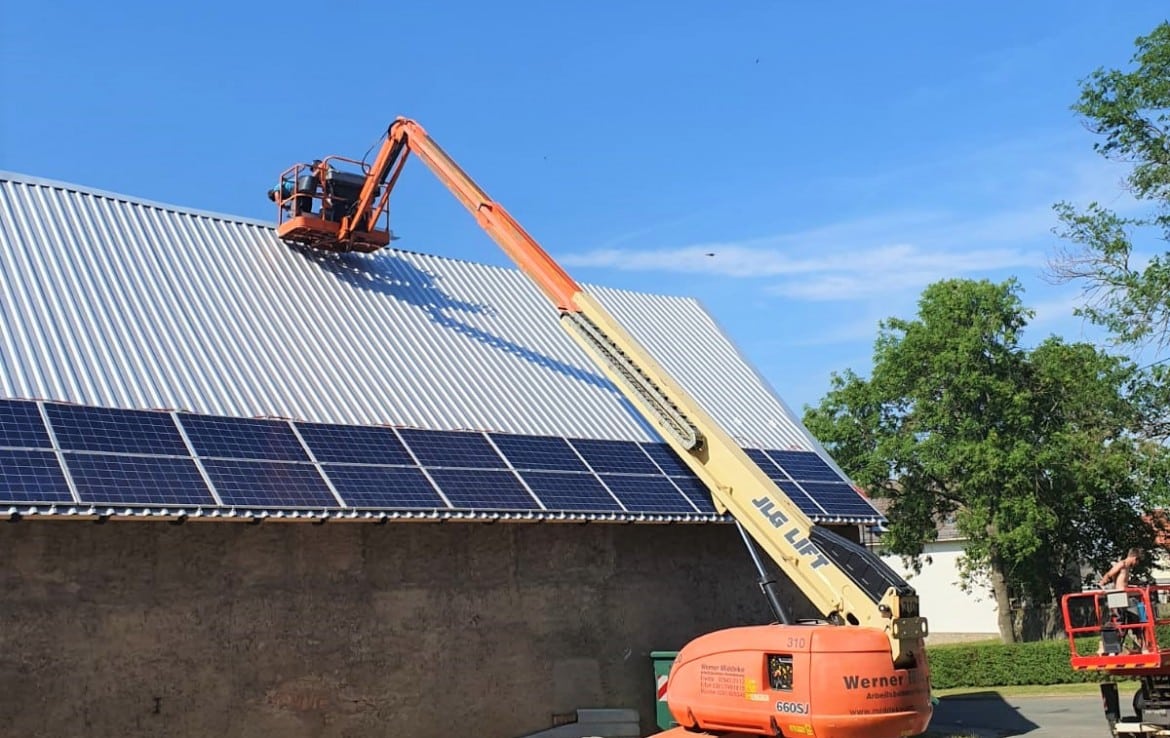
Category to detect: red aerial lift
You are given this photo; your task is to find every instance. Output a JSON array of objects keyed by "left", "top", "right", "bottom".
[
  {"left": 268, "top": 117, "right": 933, "bottom": 738},
  {"left": 1063, "top": 585, "right": 1170, "bottom": 736}
]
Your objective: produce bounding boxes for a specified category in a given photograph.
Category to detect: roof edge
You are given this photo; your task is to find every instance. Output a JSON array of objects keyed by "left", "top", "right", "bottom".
[{"left": 0, "top": 169, "right": 276, "bottom": 230}]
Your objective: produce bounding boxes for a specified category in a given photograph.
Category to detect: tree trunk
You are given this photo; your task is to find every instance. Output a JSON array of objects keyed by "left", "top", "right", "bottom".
[
  {"left": 988, "top": 554, "right": 1017, "bottom": 643},
  {"left": 1016, "top": 600, "right": 1063, "bottom": 641}
]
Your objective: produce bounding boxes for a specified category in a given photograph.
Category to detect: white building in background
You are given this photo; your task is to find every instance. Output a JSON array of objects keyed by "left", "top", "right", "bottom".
[{"left": 865, "top": 500, "right": 1000, "bottom": 641}]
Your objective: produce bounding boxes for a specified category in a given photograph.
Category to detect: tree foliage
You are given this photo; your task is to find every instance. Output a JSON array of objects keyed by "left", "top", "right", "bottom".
[
  {"left": 804, "top": 278, "right": 1163, "bottom": 642},
  {"left": 1050, "top": 23, "right": 1170, "bottom": 437}
]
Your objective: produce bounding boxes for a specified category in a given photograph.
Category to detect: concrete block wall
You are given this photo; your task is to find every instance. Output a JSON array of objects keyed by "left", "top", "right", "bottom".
[{"left": 0, "top": 520, "right": 815, "bottom": 738}]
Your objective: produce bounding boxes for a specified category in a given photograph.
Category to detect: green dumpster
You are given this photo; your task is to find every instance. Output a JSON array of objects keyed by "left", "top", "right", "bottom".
[{"left": 651, "top": 651, "right": 679, "bottom": 730}]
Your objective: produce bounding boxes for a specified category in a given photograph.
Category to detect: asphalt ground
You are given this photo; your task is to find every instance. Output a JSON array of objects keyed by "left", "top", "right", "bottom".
[{"left": 931, "top": 693, "right": 1122, "bottom": 737}]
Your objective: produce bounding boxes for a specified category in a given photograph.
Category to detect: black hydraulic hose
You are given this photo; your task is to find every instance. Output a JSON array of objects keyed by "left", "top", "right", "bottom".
[{"left": 735, "top": 521, "right": 793, "bottom": 625}]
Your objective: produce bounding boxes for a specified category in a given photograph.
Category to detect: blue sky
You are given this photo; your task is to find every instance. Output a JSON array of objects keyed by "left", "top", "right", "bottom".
[{"left": 2, "top": 2, "right": 1166, "bottom": 413}]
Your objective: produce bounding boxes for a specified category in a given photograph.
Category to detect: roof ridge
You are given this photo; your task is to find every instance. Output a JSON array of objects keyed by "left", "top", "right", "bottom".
[
  {"left": 0, "top": 169, "right": 275, "bottom": 229},
  {"left": 0, "top": 169, "right": 700, "bottom": 301}
]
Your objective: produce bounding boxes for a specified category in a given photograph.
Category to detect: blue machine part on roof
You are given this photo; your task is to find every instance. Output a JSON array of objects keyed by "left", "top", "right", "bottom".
[{"left": 202, "top": 459, "right": 336, "bottom": 507}]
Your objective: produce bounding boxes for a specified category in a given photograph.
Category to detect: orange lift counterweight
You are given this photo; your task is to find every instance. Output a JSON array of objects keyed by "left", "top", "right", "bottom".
[{"left": 268, "top": 116, "right": 933, "bottom": 738}]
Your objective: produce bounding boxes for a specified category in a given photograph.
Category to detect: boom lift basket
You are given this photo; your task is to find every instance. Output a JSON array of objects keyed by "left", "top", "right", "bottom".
[
  {"left": 268, "top": 156, "right": 391, "bottom": 253},
  {"left": 1063, "top": 586, "right": 1170, "bottom": 674}
]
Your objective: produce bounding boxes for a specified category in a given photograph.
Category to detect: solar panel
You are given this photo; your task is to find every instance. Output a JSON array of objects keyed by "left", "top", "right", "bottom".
[
  {"left": 323, "top": 465, "right": 447, "bottom": 509},
  {"left": 744, "top": 449, "right": 827, "bottom": 516},
  {"left": 754, "top": 450, "right": 876, "bottom": 518},
  {"left": 667, "top": 476, "right": 717, "bottom": 514},
  {"left": 201, "top": 459, "right": 336, "bottom": 507},
  {"left": 296, "top": 422, "right": 413, "bottom": 465},
  {"left": 0, "top": 400, "right": 51, "bottom": 449},
  {"left": 773, "top": 479, "right": 828, "bottom": 517},
  {"left": 765, "top": 450, "right": 844, "bottom": 483},
  {"left": 638, "top": 442, "right": 693, "bottom": 477},
  {"left": 601, "top": 474, "right": 697, "bottom": 514},
  {"left": 399, "top": 429, "right": 506, "bottom": 469},
  {"left": 798, "top": 482, "right": 879, "bottom": 518},
  {"left": 518, "top": 471, "right": 621, "bottom": 512},
  {"left": 46, "top": 404, "right": 188, "bottom": 456},
  {"left": 66, "top": 453, "right": 214, "bottom": 506},
  {"left": 569, "top": 439, "right": 659, "bottom": 475},
  {"left": 180, "top": 414, "right": 308, "bottom": 462},
  {"left": 427, "top": 468, "right": 536, "bottom": 510},
  {"left": 0, "top": 397, "right": 877, "bottom": 521},
  {"left": 491, "top": 433, "right": 588, "bottom": 472},
  {"left": 744, "top": 448, "right": 780, "bottom": 472},
  {"left": 0, "top": 449, "right": 73, "bottom": 503}
]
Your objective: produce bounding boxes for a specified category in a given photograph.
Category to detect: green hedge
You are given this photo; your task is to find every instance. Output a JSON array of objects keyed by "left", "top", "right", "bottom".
[{"left": 926, "top": 637, "right": 1122, "bottom": 689}]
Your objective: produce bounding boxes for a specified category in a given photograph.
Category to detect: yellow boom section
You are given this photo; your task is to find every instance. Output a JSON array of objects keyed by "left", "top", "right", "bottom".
[{"left": 560, "top": 294, "right": 926, "bottom": 666}]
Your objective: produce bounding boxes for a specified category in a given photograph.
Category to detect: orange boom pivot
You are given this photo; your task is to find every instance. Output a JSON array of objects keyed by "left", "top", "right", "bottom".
[{"left": 269, "top": 117, "right": 932, "bottom": 738}]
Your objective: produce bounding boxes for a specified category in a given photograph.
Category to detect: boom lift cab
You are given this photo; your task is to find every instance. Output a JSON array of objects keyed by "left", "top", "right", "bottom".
[{"left": 268, "top": 117, "right": 933, "bottom": 738}]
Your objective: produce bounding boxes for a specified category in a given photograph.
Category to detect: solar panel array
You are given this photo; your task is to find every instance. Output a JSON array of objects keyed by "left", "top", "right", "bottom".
[{"left": 0, "top": 398, "right": 881, "bottom": 523}]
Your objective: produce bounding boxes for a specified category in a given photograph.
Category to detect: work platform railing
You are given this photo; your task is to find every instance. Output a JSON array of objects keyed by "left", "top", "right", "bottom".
[{"left": 1063, "top": 585, "right": 1170, "bottom": 674}]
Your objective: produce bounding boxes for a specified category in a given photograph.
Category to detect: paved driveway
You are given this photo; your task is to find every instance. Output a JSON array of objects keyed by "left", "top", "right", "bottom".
[{"left": 931, "top": 694, "right": 1116, "bottom": 738}]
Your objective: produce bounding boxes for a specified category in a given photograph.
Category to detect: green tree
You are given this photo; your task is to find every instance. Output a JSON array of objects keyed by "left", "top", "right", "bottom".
[
  {"left": 803, "top": 278, "right": 1161, "bottom": 642},
  {"left": 1050, "top": 22, "right": 1170, "bottom": 440}
]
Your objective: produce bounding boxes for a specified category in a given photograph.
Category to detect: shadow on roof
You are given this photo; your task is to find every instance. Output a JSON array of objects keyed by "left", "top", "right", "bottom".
[{"left": 288, "top": 244, "right": 614, "bottom": 392}]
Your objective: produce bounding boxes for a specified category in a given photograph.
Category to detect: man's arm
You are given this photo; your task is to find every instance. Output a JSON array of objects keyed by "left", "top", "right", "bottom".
[{"left": 1101, "top": 560, "right": 1123, "bottom": 586}]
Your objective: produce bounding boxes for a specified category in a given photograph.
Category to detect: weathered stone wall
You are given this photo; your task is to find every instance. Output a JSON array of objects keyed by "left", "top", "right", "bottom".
[{"left": 0, "top": 520, "right": 814, "bottom": 738}]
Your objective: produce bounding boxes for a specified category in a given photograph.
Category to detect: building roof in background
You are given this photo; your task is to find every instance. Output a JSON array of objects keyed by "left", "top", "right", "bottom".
[{"left": 867, "top": 498, "right": 963, "bottom": 543}]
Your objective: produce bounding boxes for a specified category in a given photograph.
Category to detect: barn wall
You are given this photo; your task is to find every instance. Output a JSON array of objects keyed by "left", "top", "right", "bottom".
[{"left": 0, "top": 519, "right": 810, "bottom": 738}]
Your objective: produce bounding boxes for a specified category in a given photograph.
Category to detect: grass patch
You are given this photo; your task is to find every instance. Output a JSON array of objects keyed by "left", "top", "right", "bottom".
[{"left": 935, "top": 682, "right": 1109, "bottom": 698}]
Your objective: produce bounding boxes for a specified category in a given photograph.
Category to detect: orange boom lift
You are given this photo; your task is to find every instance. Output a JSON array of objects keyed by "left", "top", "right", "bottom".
[{"left": 269, "top": 117, "right": 933, "bottom": 738}]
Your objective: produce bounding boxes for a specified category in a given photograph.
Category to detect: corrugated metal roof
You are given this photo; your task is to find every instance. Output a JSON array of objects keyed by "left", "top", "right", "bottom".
[{"left": 0, "top": 170, "right": 827, "bottom": 455}]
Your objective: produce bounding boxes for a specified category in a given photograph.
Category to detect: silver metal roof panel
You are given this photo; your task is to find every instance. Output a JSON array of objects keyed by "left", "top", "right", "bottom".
[
  {"left": 0, "top": 171, "right": 824, "bottom": 449},
  {"left": 0, "top": 171, "right": 875, "bottom": 524}
]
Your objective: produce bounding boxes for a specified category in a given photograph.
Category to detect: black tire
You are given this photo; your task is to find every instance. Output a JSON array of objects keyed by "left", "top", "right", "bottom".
[{"left": 1134, "top": 688, "right": 1145, "bottom": 721}]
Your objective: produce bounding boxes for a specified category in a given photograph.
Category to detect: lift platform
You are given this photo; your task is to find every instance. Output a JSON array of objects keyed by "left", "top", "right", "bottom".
[
  {"left": 267, "top": 156, "right": 392, "bottom": 252},
  {"left": 1064, "top": 586, "right": 1170, "bottom": 674},
  {"left": 1063, "top": 586, "right": 1170, "bottom": 736}
]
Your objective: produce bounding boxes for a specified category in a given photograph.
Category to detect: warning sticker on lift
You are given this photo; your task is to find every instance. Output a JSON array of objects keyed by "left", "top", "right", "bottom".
[{"left": 744, "top": 677, "right": 769, "bottom": 702}]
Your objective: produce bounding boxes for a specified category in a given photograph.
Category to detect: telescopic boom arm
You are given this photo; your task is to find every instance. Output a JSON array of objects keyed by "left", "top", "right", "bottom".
[{"left": 278, "top": 117, "right": 928, "bottom": 667}]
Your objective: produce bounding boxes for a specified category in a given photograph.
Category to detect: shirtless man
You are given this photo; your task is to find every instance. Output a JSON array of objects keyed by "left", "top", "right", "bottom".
[
  {"left": 1100, "top": 548, "right": 1148, "bottom": 653},
  {"left": 1101, "top": 548, "right": 1143, "bottom": 590}
]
